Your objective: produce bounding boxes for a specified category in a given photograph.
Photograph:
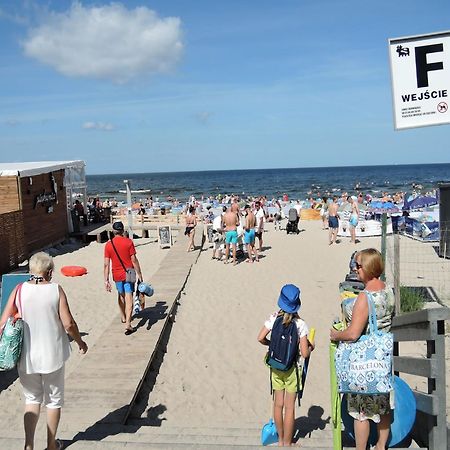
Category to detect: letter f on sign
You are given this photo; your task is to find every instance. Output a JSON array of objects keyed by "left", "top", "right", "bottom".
[{"left": 415, "top": 44, "right": 444, "bottom": 88}]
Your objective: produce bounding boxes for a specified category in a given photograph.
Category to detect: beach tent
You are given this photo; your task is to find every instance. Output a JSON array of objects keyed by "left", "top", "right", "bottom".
[{"left": 401, "top": 207, "right": 440, "bottom": 242}]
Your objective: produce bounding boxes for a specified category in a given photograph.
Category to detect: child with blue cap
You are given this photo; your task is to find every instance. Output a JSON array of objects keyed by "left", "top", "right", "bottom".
[{"left": 257, "top": 284, "right": 314, "bottom": 446}]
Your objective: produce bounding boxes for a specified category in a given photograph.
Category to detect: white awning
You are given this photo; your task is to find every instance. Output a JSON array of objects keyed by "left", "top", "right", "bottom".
[{"left": 0, "top": 160, "right": 85, "bottom": 177}]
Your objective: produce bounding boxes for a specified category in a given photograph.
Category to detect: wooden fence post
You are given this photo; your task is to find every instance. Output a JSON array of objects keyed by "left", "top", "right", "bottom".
[
  {"left": 381, "top": 213, "right": 387, "bottom": 281},
  {"left": 394, "top": 232, "right": 401, "bottom": 314}
]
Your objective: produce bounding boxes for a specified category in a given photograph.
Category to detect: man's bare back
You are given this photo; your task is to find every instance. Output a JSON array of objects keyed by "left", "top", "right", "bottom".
[
  {"left": 223, "top": 211, "right": 239, "bottom": 231},
  {"left": 246, "top": 211, "right": 256, "bottom": 230},
  {"left": 328, "top": 202, "right": 338, "bottom": 217}
]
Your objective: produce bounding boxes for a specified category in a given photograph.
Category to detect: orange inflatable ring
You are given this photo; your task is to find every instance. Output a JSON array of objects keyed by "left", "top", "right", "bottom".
[{"left": 61, "top": 266, "right": 88, "bottom": 277}]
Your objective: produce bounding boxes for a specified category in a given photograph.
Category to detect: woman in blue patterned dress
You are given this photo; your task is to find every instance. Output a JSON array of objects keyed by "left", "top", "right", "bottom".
[{"left": 330, "top": 248, "right": 395, "bottom": 450}]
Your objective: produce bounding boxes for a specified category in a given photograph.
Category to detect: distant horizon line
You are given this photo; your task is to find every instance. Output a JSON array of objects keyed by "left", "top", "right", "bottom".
[{"left": 86, "top": 161, "right": 450, "bottom": 176}]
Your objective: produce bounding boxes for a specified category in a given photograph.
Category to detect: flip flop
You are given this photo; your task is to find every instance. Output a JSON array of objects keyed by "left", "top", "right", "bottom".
[
  {"left": 124, "top": 327, "right": 136, "bottom": 335},
  {"left": 45, "top": 439, "right": 64, "bottom": 450}
]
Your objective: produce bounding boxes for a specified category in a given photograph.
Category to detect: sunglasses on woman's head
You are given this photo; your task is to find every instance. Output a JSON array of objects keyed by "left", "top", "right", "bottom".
[{"left": 355, "top": 262, "right": 363, "bottom": 270}]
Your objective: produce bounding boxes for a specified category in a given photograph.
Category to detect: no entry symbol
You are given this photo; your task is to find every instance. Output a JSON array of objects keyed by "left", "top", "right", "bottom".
[{"left": 437, "top": 102, "right": 448, "bottom": 113}]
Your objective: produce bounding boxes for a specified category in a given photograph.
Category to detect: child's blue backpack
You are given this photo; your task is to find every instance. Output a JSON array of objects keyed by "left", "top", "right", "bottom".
[{"left": 266, "top": 316, "right": 299, "bottom": 371}]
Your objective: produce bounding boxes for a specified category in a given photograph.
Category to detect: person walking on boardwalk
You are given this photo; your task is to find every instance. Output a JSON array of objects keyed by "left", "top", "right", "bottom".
[
  {"left": 222, "top": 206, "right": 240, "bottom": 265},
  {"left": 104, "top": 221, "right": 144, "bottom": 335},
  {"left": 257, "top": 284, "right": 314, "bottom": 446},
  {"left": 0, "top": 252, "right": 88, "bottom": 450},
  {"left": 328, "top": 196, "right": 339, "bottom": 245},
  {"left": 185, "top": 205, "right": 197, "bottom": 252}
]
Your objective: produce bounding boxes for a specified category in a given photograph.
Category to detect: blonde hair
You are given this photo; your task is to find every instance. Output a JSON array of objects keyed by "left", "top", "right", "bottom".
[
  {"left": 29, "top": 252, "right": 54, "bottom": 275},
  {"left": 277, "top": 310, "right": 300, "bottom": 326},
  {"left": 357, "top": 248, "right": 384, "bottom": 279}
]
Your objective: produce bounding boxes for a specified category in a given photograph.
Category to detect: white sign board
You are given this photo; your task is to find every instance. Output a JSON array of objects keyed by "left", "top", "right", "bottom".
[{"left": 389, "top": 31, "right": 450, "bottom": 130}]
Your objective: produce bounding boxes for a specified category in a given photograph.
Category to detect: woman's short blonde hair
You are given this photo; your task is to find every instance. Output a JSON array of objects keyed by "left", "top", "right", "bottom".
[
  {"left": 357, "top": 248, "right": 384, "bottom": 279},
  {"left": 29, "top": 252, "right": 54, "bottom": 275}
]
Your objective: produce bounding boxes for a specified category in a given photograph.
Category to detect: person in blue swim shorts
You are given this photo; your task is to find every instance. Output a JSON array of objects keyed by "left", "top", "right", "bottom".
[
  {"left": 222, "top": 207, "right": 240, "bottom": 265},
  {"left": 328, "top": 196, "right": 340, "bottom": 245},
  {"left": 348, "top": 196, "right": 359, "bottom": 244},
  {"left": 104, "top": 221, "right": 144, "bottom": 335},
  {"left": 244, "top": 204, "right": 258, "bottom": 263}
]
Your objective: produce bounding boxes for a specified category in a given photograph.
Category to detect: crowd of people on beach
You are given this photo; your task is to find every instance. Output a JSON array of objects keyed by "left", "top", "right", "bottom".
[
  {"left": 183, "top": 195, "right": 271, "bottom": 265},
  {"left": 179, "top": 188, "right": 396, "bottom": 261}
]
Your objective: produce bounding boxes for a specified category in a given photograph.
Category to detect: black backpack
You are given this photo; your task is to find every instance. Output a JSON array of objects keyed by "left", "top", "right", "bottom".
[
  {"left": 266, "top": 316, "right": 299, "bottom": 371},
  {"left": 266, "top": 316, "right": 302, "bottom": 403}
]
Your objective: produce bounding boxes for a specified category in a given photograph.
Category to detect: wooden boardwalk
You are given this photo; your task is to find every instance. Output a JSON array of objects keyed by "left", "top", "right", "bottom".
[
  {"left": 0, "top": 226, "right": 204, "bottom": 449},
  {"left": 81, "top": 223, "right": 182, "bottom": 243}
]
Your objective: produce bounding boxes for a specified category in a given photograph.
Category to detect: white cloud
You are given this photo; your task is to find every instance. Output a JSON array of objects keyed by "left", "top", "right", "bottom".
[
  {"left": 23, "top": 2, "right": 183, "bottom": 83},
  {"left": 83, "top": 121, "right": 115, "bottom": 131}
]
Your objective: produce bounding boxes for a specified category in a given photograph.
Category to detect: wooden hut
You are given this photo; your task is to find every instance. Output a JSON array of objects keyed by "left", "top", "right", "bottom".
[{"left": 0, "top": 161, "right": 86, "bottom": 274}]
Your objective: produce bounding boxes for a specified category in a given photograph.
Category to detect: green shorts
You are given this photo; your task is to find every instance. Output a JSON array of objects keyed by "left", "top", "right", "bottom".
[{"left": 271, "top": 366, "right": 301, "bottom": 393}]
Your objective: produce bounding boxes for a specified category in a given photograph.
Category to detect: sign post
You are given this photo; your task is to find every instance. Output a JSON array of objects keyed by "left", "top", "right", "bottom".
[
  {"left": 123, "top": 179, "right": 133, "bottom": 241},
  {"left": 389, "top": 31, "right": 450, "bottom": 130}
]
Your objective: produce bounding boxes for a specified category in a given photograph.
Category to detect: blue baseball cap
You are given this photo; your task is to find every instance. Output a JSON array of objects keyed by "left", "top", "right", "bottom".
[{"left": 277, "top": 284, "right": 301, "bottom": 313}]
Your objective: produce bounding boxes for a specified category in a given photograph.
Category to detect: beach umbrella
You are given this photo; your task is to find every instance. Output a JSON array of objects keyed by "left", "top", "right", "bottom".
[
  {"left": 368, "top": 201, "right": 400, "bottom": 214},
  {"left": 403, "top": 195, "right": 438, "bottom": 211}
]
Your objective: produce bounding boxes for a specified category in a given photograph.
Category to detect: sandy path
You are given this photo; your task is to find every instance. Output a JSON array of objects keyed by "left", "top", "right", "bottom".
[{"left": 146, "top": 220, "right": 382, "bottom": 427}]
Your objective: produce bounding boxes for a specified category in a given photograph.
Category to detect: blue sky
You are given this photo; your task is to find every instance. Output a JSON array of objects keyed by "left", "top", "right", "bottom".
[{"left": 1, "top": 0, "right": 450, "bottom": 174}]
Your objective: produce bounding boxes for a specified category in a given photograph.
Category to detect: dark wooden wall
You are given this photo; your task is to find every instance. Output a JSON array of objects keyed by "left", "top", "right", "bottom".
[
  {"left": 0, "top": 210, "right": 26, "bottom": 274},
  {"left": 0, "top": 176, "right": 21, "bottom": 213},
  {"left": 0, "top": 169, "right": 70, "bottom": 274},
  {"left": 20, "top": 169, "right": 68, "bottom": 253}
]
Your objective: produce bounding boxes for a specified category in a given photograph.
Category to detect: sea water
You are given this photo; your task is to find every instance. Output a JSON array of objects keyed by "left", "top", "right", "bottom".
[{"left": 87, "top": 163, "right": 450, "bottom": 203}]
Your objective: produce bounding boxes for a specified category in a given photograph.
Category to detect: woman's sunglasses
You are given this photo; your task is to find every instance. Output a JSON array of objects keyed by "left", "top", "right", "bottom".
[{"left": 355, "top": 262, "right": 363, "bottom": 270}]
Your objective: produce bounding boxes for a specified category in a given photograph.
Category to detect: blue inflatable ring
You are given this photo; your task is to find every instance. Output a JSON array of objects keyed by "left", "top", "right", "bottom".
[{"left": 342, "top": 376, "right": 416, "bottom": 447}]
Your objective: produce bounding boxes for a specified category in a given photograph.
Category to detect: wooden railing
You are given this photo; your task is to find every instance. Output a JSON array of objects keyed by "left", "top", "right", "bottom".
[
  {"left": 111, "top": 212, "right": 181, "bottom": 225},
  {"left": 391, "top": 308, "right": 449, "bottom": 449}
]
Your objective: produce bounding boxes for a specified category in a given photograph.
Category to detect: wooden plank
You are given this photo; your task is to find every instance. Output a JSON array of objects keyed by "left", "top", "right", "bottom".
[
  {"left": 393, "top": 356, "right": 437, "bottom": 378},
  {"left": 393, "top": 324, "right": 436, "bottom": 342},
  {"left": 0, "top": 176, "right": 20, "bottom": 213},
  {"left": 413, "top": 391, "right": 439, "bottom": 416},
  {"left": 392, "top": 308, "right": 450, "bottom": 327}
]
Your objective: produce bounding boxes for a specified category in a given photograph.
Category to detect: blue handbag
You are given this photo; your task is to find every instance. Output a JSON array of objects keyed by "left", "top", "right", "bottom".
[
  {"left": 261, "top": 418, "right": 278, "bottom": 446},
  {"left": 0, "top": 284, "right": 24, "bottom": 371},
  {"left": 335, "top": 291, "right": 393, "bottom": 395}
]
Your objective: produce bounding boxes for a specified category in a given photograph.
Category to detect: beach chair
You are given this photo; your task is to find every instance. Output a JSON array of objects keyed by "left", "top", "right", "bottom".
[{"left": 0, "top": 273, "right": 30, "bottom": 315}]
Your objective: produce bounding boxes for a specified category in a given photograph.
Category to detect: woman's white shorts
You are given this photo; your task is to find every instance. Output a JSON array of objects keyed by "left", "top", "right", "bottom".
[{"left": 19, "top": 365, "right": 65, "bottom": 409}]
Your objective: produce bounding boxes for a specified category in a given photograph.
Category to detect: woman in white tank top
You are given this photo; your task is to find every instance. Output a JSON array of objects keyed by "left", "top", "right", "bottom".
[{"left": 0, "top": 252, "right": 88, "bottom": 450}]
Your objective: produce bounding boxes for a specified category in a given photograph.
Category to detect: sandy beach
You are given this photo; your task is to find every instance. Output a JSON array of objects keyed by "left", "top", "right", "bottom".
[
  {"left": 139, "top": 220, "right": 449, "bottom": 429},
  {"left": 0, "top": 218, "right": 448, "bottom": 448}
]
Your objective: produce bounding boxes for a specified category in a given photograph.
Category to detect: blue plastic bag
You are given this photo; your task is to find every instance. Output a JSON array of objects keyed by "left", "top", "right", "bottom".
[{"left": 261, "top": 418, "right": 278, "bottom": 446}]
